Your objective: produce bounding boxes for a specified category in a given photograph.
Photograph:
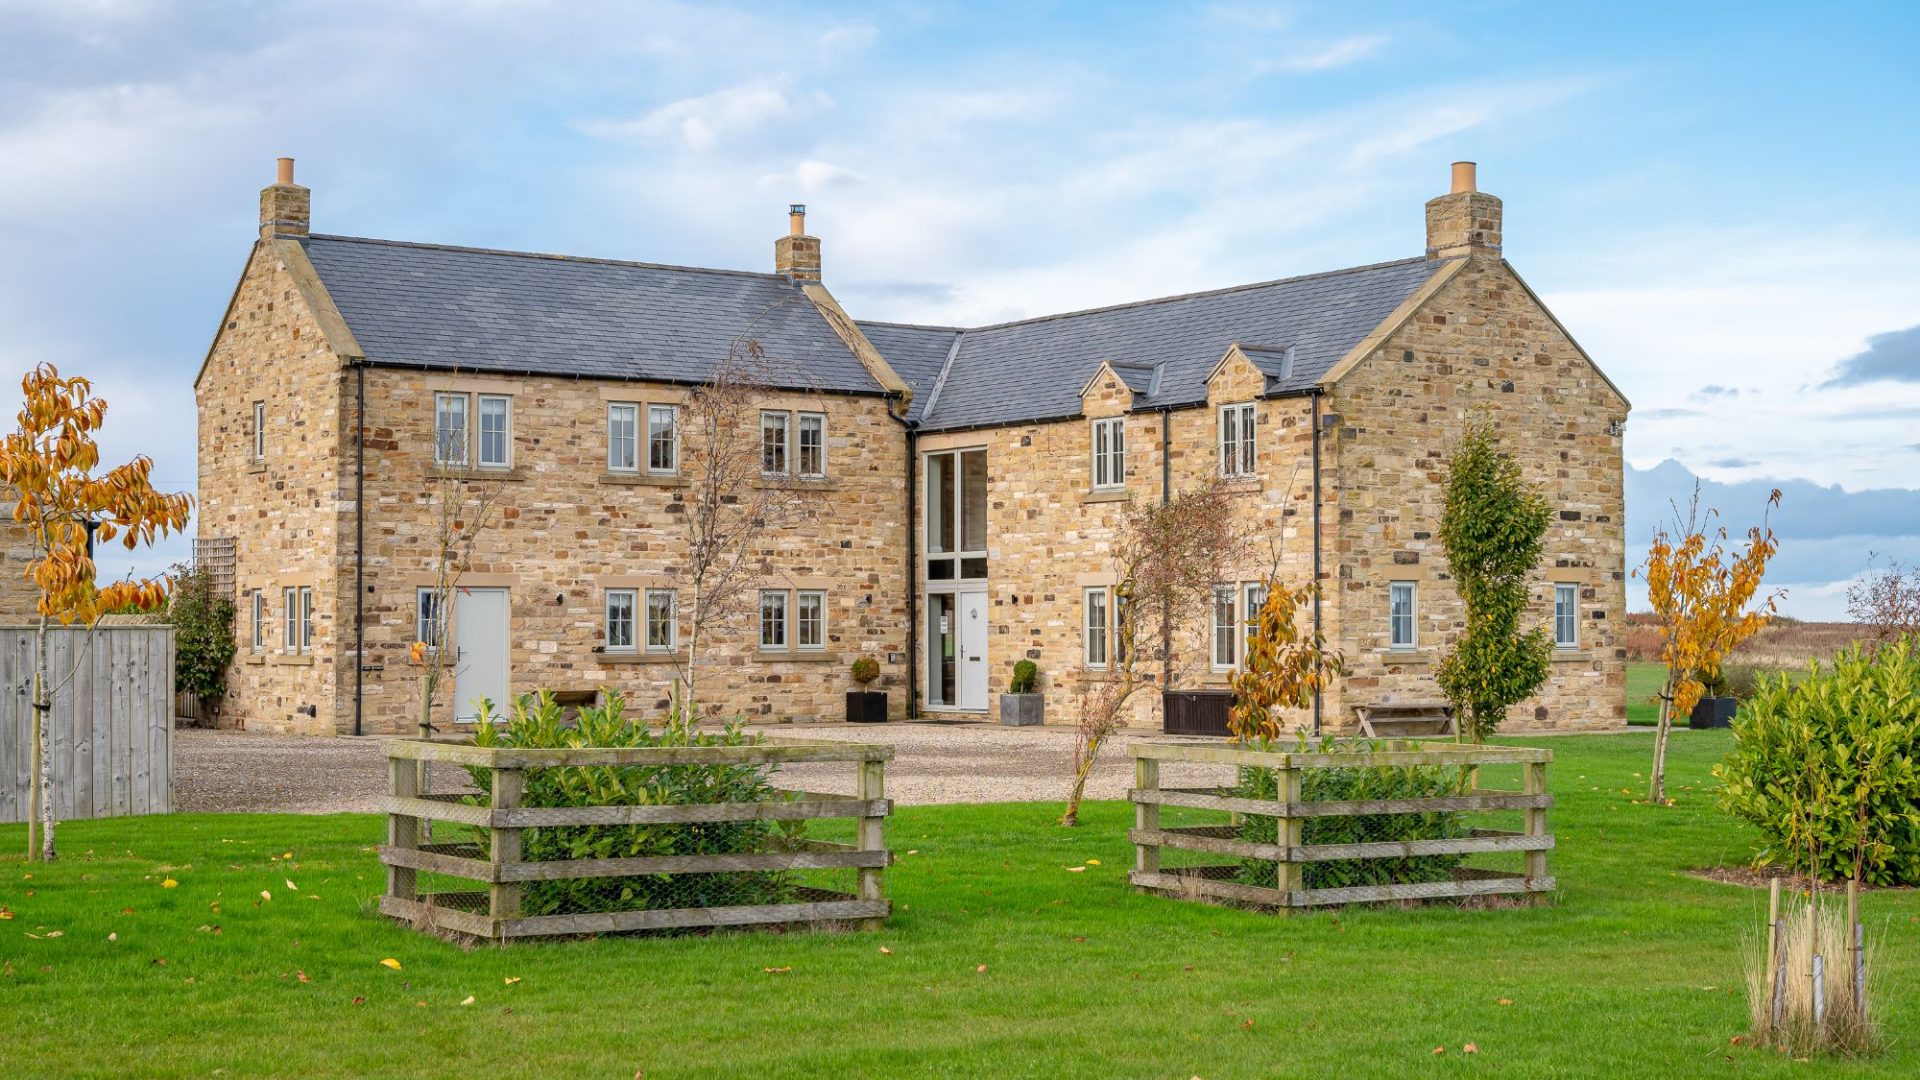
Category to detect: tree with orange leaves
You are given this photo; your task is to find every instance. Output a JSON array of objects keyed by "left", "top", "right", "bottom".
[
  {"left": 1636, "top": 484, "right": 1782, "bottom": 804},
  {"left": 0, "top": 364, "right": 192, "bottom": 860},
  {"left": 1227, "top": 579, "right": 1343, "bottom": 743}
]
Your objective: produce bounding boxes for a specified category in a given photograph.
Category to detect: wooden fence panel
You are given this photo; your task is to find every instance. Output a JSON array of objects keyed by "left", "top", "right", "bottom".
[{"left": 0, "top": 625, "right": 176, "bottom": 824}]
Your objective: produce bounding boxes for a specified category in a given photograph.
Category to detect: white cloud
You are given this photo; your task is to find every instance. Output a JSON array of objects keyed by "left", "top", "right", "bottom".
[
  {"left": 580, "top": 81, "right": 826, "bottom": 151},
  {"left": 818, "top": 22, "right": 878, "bottom": 53},
  {"left": 1266, "top": 33, "right": 1390, "bottom": 73}
]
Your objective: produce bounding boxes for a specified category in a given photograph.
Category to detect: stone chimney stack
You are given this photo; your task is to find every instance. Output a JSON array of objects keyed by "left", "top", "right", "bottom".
[
  {"left": 259, "top": 156, "right": 310, "bottom": 239},
  {"left": 1424, "top": 161, "right": 1501, "bottom": 260},
  {"left": 774, "top": 203, "right": 822, "bottom": 281}
]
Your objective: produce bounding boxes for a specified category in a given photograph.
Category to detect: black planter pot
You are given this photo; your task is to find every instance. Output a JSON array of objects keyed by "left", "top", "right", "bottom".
[
  {"left": 1688, "top": 696, "right": 1737, "bottom": 730},
  {"left": 846, "top": 690, "right": 888, "bottom": 724}
]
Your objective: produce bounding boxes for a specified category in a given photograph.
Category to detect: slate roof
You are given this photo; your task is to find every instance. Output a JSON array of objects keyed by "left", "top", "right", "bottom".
[
  {"left": 849, "top": 320, "right": 961, "bottom": 422},
  {"left": 300, "top": 234, "right": 885, "bottom": 395},
  {"left": 908, "top": 257, "right": 1456, "bottom": 431}
]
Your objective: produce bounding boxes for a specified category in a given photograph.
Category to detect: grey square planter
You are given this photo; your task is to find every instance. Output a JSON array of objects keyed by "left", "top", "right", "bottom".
[{"left": 1000, "top": 693, "right": 1045, "bottom": 727}]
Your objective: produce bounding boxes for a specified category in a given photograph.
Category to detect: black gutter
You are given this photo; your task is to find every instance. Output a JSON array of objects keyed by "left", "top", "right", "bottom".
[
  {"left": 903, "top": 418, "right": 919, "bottom": 717},
  {"left": 1159, "top": 405, "right": 1172, "bottom": 689},
  {"left": 1310, "top": 389, "right": 1325, "bottom": 735},
  {"left": 354, "top": 361, "right": 366, "bottom": 737}
]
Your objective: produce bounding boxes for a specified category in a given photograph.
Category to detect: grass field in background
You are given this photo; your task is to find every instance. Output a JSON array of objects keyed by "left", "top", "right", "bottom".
[
  {"left": 2, "top": 733, "right": 1917, "bottom": 1078},
  {"left": 1626, "top": 660, "right": 1665, "bottom": 725}
]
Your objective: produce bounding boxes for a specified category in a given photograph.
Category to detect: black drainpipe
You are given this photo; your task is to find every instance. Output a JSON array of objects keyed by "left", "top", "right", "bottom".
[
  {"left": 353, "top": 361, "right": 366, "bottom": 737},
  {"left": 1159, "top": 406, "right": 1172, "bottom": 690},
  {"left": 1310, "top": 390, "right": 1325, "bottom": 735},
  {"left": 904, "top": 418, "right": 919, "bottom": 718}
]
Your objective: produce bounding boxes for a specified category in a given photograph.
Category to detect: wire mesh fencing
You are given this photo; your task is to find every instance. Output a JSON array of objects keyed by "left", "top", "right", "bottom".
[
  {"left": 1129, "top": 738, "right": 1553, "bottom": 911},
  {"left": 379, "top": 736, "right": 891, "bottom": 942}
]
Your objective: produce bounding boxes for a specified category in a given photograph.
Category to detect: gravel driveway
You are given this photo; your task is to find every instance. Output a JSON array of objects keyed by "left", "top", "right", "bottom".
[{"left": 173, "top": 721, "right": 1232, "bottom": 814}]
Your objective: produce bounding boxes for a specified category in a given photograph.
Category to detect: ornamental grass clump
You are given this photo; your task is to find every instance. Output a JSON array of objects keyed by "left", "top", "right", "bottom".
[
  {"left": 1715, "top": 638, "right": 1920, "bottom": 886},
  {"left": 463, "top": 690, "right": 801, "bottom": 915},
  {"left": 1233, "top": 734, "right": 1472, "bottom": 890}
]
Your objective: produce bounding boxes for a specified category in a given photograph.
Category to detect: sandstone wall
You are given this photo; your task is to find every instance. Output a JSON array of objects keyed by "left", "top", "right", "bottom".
[
  {"left": 350, "top": 369, "right": 910, "bottom": 734},
  {"left": 1324, "top": 255, "right": 1630, "bottom": 731},
  {"left": 194, "top": 243, "right": 350, "bottom": 734}
]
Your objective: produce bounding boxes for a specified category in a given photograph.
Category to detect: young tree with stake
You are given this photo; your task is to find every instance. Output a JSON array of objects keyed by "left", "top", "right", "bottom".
[
  {"left": 0, "top": 364, "right": 192, "bottom": 861},
  {"left": 1638, "top": 485, "right": 1781, "bottom": 803},
  {"left": 1061, "top": 481, "right": 1242, "bottom": 826}
]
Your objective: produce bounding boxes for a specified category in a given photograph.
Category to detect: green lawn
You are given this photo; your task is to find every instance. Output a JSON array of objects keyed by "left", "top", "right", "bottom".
[
  {"left": 3, "top": 733, "right": 1917, "bottom": 1078},
  {"left": 1627, "top": 660, "right": 1665, "bottom": 725}
]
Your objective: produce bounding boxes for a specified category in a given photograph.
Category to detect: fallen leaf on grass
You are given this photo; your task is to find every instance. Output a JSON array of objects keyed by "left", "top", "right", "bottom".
[
  {"left": 379, "top": 958, "right": 403, "bottom": 970},
  {"left": 1463, "top": 1043, "right": 1478, "bottom": 1054},
  {"left": 878, "top": 946, "right": 893, "bottom": 956},
  {"left": 762, "top": 966, "right": 792, "bottom": 974},
  {"left": 108, "top": 933, "right": 117, "bottom": 942},
  {"left": 976, "top": 965, "right": 987, "bottom": 974},
  {"left": 1496, "top": 997, "right": 1513, "bottom": 1006},
  {"left": 285, "top": 880, "right": 298, "bottom": 891},
  {"left": 460, "top": 995, "right": 475, "bottom": 1006},
  {"left": 161, "top": 879, "right": 178, "bottom": 889},
  {"left": 1085, "top": 859, "right": 1101, "bottom": 866},
  {"left": 352, "top": 997, "right": 365, "bottom": 1006},
  {"left": 1432, "top": 1046, "right": 1446, "bottom": 1056},
  {"left": 259, "top": 891, "right": 271, "bottom": 902},
  {"left": 504, "top": 976, "right": 521, "bottom": 985},
  {"left": 0, "top": 910, "right": 12, "bottom": 921},
  {"left": 1063, "top": 866, "right": 1086, "bottom": 873},
  {"left": 44, "top": 930, "right": 63, "bottom": 938},
  {"left": 296, "top": 971, "right": 311, "bottom": 984}
]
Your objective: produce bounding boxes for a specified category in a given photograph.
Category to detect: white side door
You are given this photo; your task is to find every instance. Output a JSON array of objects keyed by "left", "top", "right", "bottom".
[
  {"left": 453, "top": 587, "right": 510, "bottom": 722},
  {"left": 957, "top": 590, "right": 989, "bottom": 711}
]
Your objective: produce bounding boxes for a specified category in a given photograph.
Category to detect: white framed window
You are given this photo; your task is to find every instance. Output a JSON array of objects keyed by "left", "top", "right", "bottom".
[
  {"left": 282, "top": 586, "right": 298, "bottom": 654},
  {"left": 761, "top": 411, "right": 790, "bottom": 476},
  {"left": 605, "top": 589, "right": 637, "bottom": 653},
  {"left": 1219, "top": 402, "right": 1256, "bottom": 478},
  {"left": 1389, "top": 581, "right": 1416, "bottom": 650},
  {"left": 250, "top": 590, "right": 265, "bottom": 653},
  {"left": 644, "top": 589, "right": 676, "bottom": 652},
  {"left": 298, "top": 586, "right": 313, "bottom": 653},
  {"left": 1091, "top": 417, "right": 1125, "bottom": 490},
  {"left": 759, "top": 590, "right": 788, "bottom": 649},
  {"left": 1210, "top": 586, "right": 1236, "bottom": 670},
  {"left": 607, "top": 403, "right": 638, "bottom": 472},
  {"left": 648, "top": 405, "right": 679, "bottom": 474},
  {"left": 924, "top": 448, "right": 989, "bottom": 582},
  {"left": 797, "top": 412, "right": 826, "bottom": 478},
  {"left": 416, "top": 588, "right": 443, "bottom": 651},
  {"left": 476, "top": 394, "right": 511, "bottom": 468},
  {"left": 252, "top": 401, "right": 266, "bottom": 462},
  {"left": 1084, "top": 587, "right": 1110, "bottom": 669},
  {"left": 1554, "top": 583, "right": 1579, "bottom": 649},
  {"left": 796, "top": 590, "right": 826, "bottom": 650},
  {"left": 434, "top": 392, "right": 468, "bottom": 465}
]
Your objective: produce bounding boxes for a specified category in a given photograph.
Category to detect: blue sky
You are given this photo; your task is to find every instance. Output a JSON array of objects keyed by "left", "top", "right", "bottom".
[{"left": 1, "top": 1, "right": 1916, "bottom": 617}]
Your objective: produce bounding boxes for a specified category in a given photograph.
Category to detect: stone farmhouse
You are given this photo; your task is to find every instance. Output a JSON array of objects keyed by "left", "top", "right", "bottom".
[{"left": 195, "top": 159, "right": 1628, "bottom": 736}]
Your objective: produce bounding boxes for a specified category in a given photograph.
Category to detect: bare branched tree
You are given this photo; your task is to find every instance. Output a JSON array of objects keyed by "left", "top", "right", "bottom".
[
  {"left": 670, "top": 337, "right": 820, "bottom": 719},
  {"left": 1062, "top": 481, "right": 1244, "bottom": 826},
  {"left": 1846, "top": 554, "right": 1920, "bottom": 646},
  {"left": 411, "top": 472, "right": 501, "bottom": 742}
]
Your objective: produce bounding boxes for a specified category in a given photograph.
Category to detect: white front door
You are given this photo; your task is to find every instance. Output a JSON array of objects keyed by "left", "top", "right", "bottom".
[
  {"left": 957, "top": 590, "right": 989, "bottom": 711},
  {"left": 453, "top": 587, "right": 510, "bottom": 722}
]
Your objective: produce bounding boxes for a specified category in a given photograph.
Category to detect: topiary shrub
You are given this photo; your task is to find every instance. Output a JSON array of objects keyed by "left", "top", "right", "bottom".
[
  {"left": 849, "top": 656, "right": 880, "bottom": 686},
  {"left": 463, "top": 690, "right": 801, "bottom": 915},
  {"left": 1715, "top": 638, "right": 1920, "bottom": 885},
  {"left": 1233, "top": 734, "right": 1472, "bottom": 890},
  {"left": 1010, "top": 659, "right": 1038, "bottom": 694}
]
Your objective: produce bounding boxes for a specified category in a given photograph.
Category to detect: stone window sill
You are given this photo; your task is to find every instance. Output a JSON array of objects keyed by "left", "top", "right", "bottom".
[
  {"left": 600, "top": 472, "right": 687, "bottom": 488},
  {"left": 271, "top": 653, "right": 316, "bottom": 666},
  {"left": 596, "top": 651, "right": 685, "bottom": 666},
  {"left": 1551, "top": 649, "right": 1592, "bottom": 663},
  {"left": 430, "top": 465, "right": 526, "bottom": 482},
  {"left": 754, "top": 477, "right": 840, "bottom": 491},
  {"left": 1218, "top": 476, "right": 1261, "bottom": 493},
  {"left": 1082, "top": 489, "right": 1131, "bottom": 504},
  {"left": 242, "top": 653, "right": 266, "bottom": 666},
  {"left": 752, "top": 650, "right": 839, "bottom": 664},
  {"left": 1378, "top": 649, "right": 1432, "bottom": 666},
  {"left": 247, "top": 461, "right": 267, "bottom": 475}
]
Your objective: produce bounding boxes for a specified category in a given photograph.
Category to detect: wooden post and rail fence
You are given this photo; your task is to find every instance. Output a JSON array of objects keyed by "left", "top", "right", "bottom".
[
  {"left": 1129, "top": 738, "right": 1555, "bottom": 910},
  {"left": 378, "top": 737, "right": 893, "bottom": 942}
]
